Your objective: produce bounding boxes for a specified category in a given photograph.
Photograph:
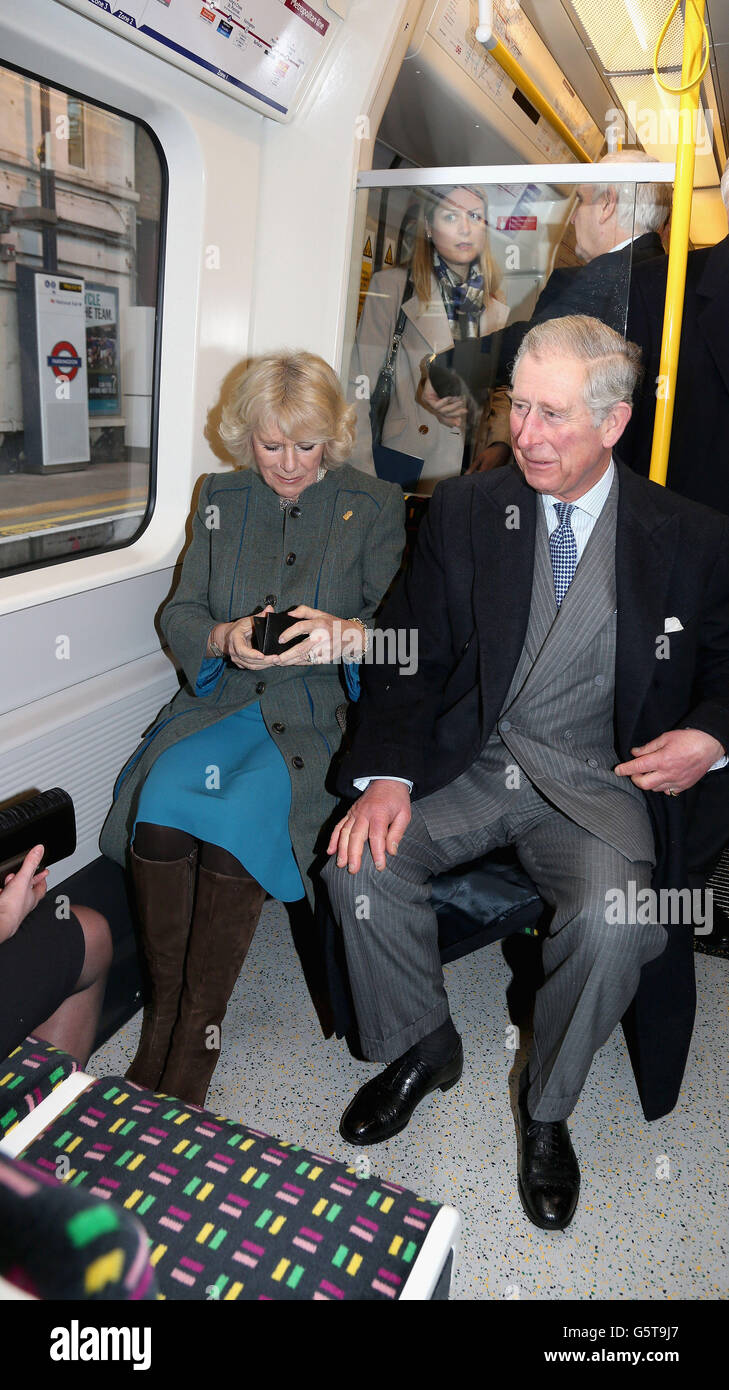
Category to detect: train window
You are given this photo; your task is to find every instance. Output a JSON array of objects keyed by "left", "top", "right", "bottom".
[
  {"left": 0, "top": 64, "right": 165, "bottom": 575},
  {"left": 344, "top": 172, "right": 667, "bottom": 495}
]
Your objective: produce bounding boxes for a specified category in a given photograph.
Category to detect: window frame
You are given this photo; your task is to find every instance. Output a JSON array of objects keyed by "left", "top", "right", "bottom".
[{"left": 1, "top": 58, "right": 168, "bottom": 580}]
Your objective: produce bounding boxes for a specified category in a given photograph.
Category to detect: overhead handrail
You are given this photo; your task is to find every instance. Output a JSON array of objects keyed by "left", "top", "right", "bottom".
[
  {"left": 649, "top": 0, "right": 707, "bottom": 486},
  {"left": 653, "top": 0, "right": 709, "bottom": 94},
  {"left": 475, "top": 0, "right": 592, "bottom": 164}
]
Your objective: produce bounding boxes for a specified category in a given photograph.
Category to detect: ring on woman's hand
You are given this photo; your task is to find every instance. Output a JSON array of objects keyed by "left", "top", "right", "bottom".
[
  {"left": 306, "top": 648, "right": 318, "bottom": 663},
  {"left": 667, "top": 787, "right": 679, "bottom": 796}
]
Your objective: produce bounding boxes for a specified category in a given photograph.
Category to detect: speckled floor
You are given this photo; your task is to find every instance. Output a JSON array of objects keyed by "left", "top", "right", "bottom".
[{"left": 91, "top": 901, "right": 729, "bottom": 1301}]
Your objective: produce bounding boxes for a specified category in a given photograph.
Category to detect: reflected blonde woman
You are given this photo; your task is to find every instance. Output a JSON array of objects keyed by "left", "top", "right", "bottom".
[{"left": 349, "top": 185, "right": 512, "bottom": 492}]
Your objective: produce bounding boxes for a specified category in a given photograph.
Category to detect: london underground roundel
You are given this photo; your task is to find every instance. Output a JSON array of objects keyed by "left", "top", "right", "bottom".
[{"left": 47, "top": 341, "right": 83, "bottom": 381}]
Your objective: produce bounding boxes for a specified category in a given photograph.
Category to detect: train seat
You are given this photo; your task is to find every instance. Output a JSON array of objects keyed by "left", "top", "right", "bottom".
[
  {"left": 0, "top": 1037, "right": 460, "bottom": 1301},
  {"left": 0, "top": 1037, "right": 80, "bottom": 1144},
  {"left": 433, "top": 848, "right": 546, "bottom": 965}
]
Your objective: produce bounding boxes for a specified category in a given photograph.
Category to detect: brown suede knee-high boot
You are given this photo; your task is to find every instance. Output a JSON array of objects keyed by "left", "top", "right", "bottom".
[
  {"left": 125, "top": 844, "right": 198, "bottom": 1090},
  {"left": 158, "top": 865, "right": 266, "bottom": 1107}
]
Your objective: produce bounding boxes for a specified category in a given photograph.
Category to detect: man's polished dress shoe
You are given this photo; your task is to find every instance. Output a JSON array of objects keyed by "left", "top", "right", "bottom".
[
  {"left": 517, "top": 1082, "right": 580, "bottom": 1231},
  {"left": 339, "top": 1039, "right": 464, "bottom": 1146}
]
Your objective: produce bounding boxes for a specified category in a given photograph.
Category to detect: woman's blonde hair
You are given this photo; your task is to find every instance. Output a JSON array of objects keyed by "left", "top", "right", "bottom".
[
  {"left": 410, "top": 185, "right": 501, "bottom": 306},
  {"left": 219, "top": 351, "right": 356, "bottom": 468}
]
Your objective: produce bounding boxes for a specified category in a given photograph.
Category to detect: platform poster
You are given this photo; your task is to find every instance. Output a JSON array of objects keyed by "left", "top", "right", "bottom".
[{"left": 85, "top": 283, "right": 121, "bottom": 417}]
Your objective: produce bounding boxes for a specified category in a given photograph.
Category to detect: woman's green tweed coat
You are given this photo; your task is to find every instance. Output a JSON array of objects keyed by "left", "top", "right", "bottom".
[{"left": 99, "top": 464, "right": 405, "bottom": 905}]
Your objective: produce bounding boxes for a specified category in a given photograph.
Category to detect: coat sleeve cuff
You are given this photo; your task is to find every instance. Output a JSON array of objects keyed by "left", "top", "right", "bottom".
[{"left": 195, "top": 655, "right": 225, "bottom": 695}]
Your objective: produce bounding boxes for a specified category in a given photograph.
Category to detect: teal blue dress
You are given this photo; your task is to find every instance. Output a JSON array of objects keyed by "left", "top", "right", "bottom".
[{"left": 134, "top": 657, "right": 308, "bottom": 902}]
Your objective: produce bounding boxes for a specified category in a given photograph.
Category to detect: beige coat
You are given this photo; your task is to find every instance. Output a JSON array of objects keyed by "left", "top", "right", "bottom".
[{"left": 348, "top": 266, "right": 510, "bottom": 492}]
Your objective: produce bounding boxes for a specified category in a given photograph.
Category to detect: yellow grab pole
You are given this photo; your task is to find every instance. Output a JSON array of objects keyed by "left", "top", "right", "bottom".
[
  {"left": 488, "top": 37, "right": 592, "bottom": 164},
  {"left": 649, "top": 0, "right": 706, "bottom": 485}
]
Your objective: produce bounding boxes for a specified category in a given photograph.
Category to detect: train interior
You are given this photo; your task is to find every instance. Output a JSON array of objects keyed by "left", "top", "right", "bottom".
[{"left": 0, "top": 0, "right": 727, "bottom": 1309}]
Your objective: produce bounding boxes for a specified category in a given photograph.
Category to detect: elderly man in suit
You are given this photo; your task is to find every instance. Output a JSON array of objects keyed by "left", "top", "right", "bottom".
[{"left": 323, "top": 314, "right": 729, "bottom": 1231}]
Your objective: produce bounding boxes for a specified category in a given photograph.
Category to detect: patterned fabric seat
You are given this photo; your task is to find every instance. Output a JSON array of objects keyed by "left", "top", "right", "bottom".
[
  {"left": 16, "top": 1073, "right": 451, "bottom": 1301},
  {"left": 0, "top": 1036, "right": 78, "bottom": 1143},
  {"left": 0, "top": 1151, "right": 159, "bottom": 1300}
]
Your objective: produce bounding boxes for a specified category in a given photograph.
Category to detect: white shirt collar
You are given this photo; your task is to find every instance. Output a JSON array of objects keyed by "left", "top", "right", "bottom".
[
  {"left": 541, "top": 458, "right": 615, "bottom": 519},
  {"left": 609, "top": 235, "right": 636, "bottom": 254}
]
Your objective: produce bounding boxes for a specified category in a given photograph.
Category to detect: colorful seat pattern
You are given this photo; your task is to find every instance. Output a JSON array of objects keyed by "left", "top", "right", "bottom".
[
  {"left": 0, "top": 1151, "right": 159, "bottom": 1301},
  {"left": 0, "top": 1035, "right": 78, "bottom": 1141},
  {"left": 19, "top": 1076, "right": 442, "bottom": 1301}
]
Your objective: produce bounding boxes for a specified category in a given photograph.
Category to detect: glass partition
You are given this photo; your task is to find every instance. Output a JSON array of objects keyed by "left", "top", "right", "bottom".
[{"left": 343, "top": 165, "right": 673, "bottom": 495}]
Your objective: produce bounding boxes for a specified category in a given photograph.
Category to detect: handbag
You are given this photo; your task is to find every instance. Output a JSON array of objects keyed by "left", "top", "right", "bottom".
[
  {"left": 0, "top": 788, "right": 76, "bottom": 879},
  {"left": 369, "top": 275, "right": 413, "bottom": 452}
]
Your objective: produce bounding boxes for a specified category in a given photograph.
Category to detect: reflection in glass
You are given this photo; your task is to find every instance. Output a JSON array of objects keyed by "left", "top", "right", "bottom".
[{"left": 345, "top": 175, "right": 667, "bottom": 496}]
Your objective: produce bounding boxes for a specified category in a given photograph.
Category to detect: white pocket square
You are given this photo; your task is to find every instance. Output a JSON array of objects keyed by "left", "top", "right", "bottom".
[{"left": 664, "top": 616, "right": 684, "bottom": 633}]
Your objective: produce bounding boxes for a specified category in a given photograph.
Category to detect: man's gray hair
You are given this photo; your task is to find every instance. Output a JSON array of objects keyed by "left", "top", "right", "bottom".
[
  {"left": 511, "top": 315, "right": 643, "bottom": 423},
  {"left": 590, "top": 150, "right": 672, "bottom": 236},
  {"left": 721, "top": 156, "right": 729, "bottom": 215}
]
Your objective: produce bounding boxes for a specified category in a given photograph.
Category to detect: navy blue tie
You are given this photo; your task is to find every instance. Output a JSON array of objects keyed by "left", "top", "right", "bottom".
[{"left": 549, "top": 502, "right": 578, "bottom": 608}]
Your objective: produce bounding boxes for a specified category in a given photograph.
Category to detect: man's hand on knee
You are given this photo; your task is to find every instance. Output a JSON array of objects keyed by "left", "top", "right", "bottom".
[{"left": 327, "top": 782, "right": 412, "bottom": 874}]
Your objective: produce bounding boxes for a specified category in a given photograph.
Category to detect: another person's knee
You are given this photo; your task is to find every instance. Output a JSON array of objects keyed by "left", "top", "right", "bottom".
[{"left": 72, "top": 906, "right": 113, "bottom": 980}]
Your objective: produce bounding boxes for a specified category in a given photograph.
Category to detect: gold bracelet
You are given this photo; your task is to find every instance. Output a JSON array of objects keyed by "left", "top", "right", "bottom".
[{"left": 344, "top": 617, "right": 368, "bottom": 663}]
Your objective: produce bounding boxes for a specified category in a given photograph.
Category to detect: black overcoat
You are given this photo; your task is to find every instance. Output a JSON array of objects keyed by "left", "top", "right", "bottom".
[{"left": 620, "top": 233, "right": 729, "bottom": 517}]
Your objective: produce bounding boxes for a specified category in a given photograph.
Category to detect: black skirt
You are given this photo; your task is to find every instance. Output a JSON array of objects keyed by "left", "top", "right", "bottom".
[{"left": 0, "top": 895, "right": 85, "bottom": 1061}]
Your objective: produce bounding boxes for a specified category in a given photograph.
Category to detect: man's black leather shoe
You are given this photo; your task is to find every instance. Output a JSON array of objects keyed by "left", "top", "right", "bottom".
[
  {"left": 517, "top": 1083, "right": 580, "bottom": 1231},
  {"left": 340, "top": 1039, "right": 463, "bottom": 1146}
]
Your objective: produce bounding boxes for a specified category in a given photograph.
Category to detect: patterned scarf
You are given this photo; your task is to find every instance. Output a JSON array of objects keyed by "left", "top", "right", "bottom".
[{"left": 432, "top": 249, "right": 485, "bottom": 340}]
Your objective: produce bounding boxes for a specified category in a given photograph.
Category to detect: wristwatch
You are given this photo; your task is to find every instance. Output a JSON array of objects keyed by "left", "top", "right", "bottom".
[{"left": 208, "top": 629, "right": 226, "bottom": 659}]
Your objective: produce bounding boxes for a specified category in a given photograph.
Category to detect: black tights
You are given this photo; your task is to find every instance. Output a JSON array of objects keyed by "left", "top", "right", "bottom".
[{"left": 134, "top": 821, "right": 252, "bottom": 879}]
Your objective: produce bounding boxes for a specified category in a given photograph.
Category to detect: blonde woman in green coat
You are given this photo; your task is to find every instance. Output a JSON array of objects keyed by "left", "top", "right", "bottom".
[{"left": 100, "top": 352, "right": 405, "bottom": 1107}]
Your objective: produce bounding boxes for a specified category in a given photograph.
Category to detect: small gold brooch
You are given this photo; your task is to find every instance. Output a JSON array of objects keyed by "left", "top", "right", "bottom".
[{"left": 343, "top": 510, "right": 353, "bottom": 520}]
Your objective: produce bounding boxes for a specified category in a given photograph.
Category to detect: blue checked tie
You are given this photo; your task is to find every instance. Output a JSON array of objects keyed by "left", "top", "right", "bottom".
[{"left": 549, "top": 501, "right": 578, "bottom": 609}]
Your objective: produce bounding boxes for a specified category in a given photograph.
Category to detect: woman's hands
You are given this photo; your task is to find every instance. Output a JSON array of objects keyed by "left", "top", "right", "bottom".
[
  {"left": 209, "top": 605, "right": 365, "bottom": 669},
  {"left": 0, "top": 845, "right": 48, "bottom": 945},
  {"left": 418, "top": 374, "right": 468, "bottom": 431},
  {"left": 275, "top": 607, "right": 366, "bottom": 666},
  {"left": 209, "top": 606, "right": 278, "bottom": 670}
]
